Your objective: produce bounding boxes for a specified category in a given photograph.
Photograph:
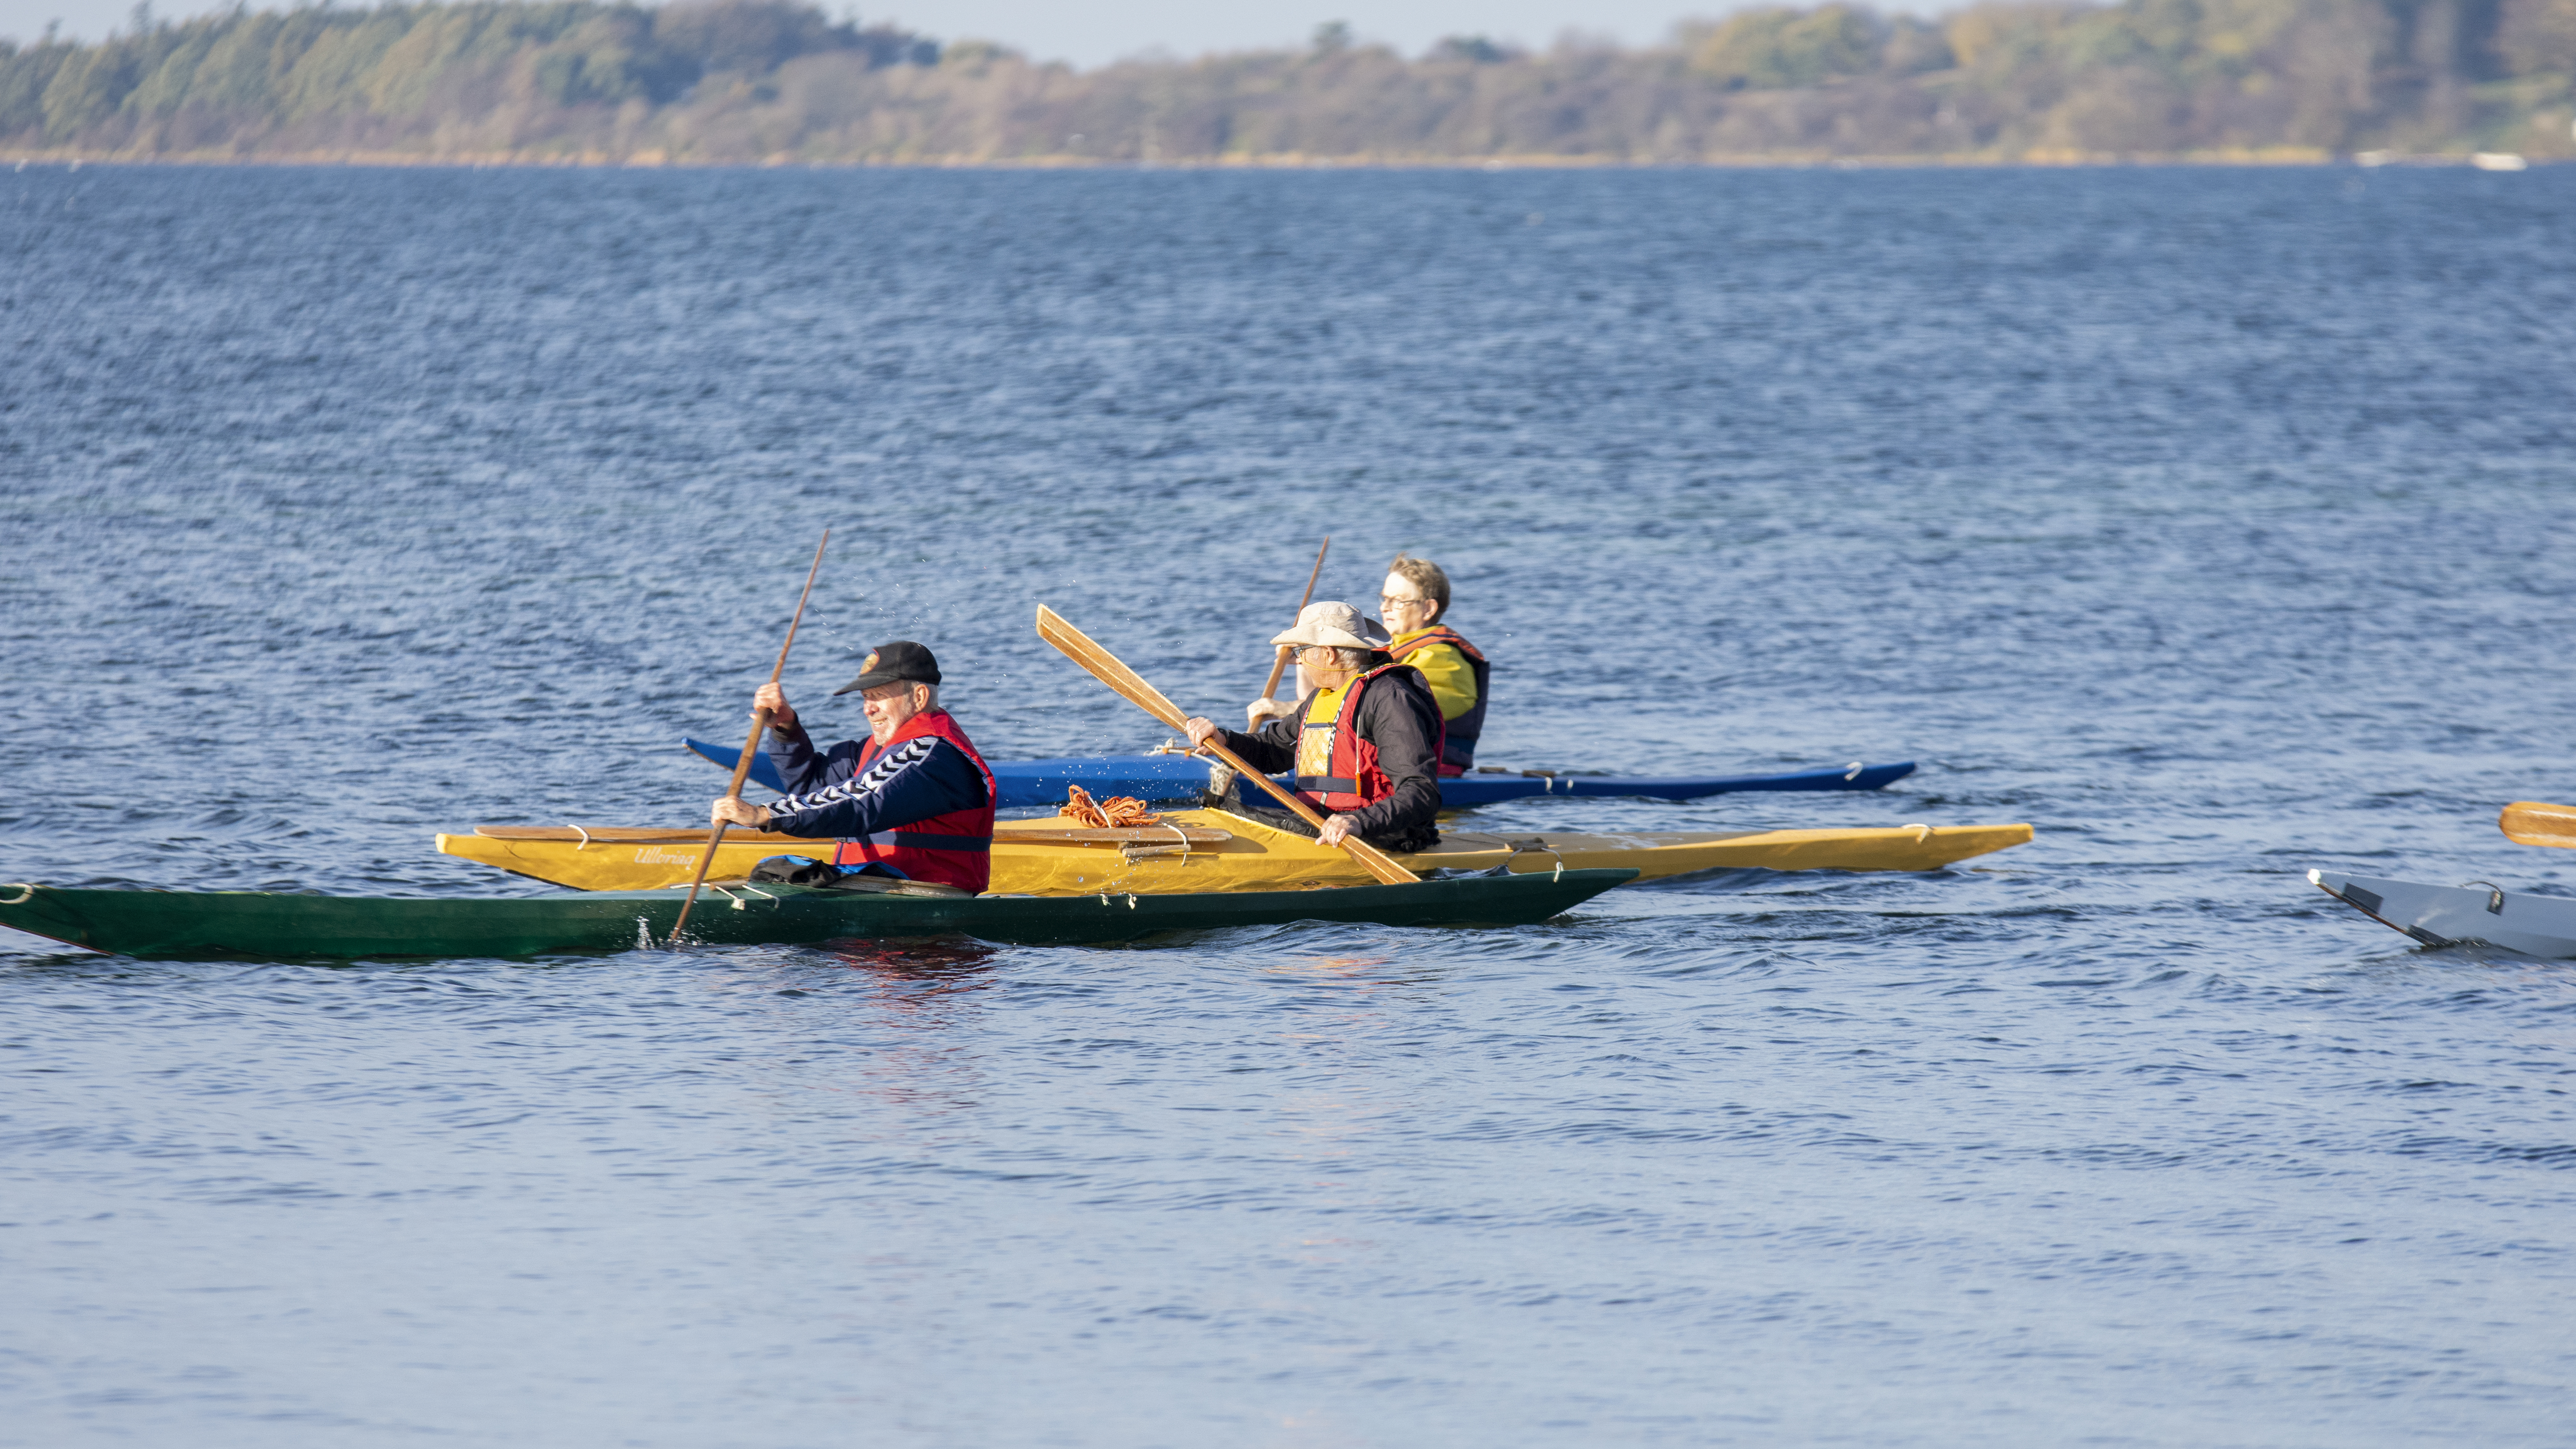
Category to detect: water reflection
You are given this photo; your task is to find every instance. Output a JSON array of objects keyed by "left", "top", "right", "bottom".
[
  {"left": 1258, "top": 941, "right": 1450, "bottom": 993},
  {"left": 805, "top": 938, "right": 1008, "bottom": 1122},
  {"left": 826, "top": 936, "right": 1004, "bottom": 981},
  {"left": 1270, "top": 952, "right": 1394, "bottom": 976}
]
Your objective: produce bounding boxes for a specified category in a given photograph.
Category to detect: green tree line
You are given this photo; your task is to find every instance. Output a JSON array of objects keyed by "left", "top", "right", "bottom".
[{"left": 4, "top": 0, "right": 2573, "bottom": 162}]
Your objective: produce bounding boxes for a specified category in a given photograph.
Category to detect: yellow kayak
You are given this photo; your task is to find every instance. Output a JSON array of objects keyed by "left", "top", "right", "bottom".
[{"left": 436, "top": 810, "right": 2033, "bottom": 895}]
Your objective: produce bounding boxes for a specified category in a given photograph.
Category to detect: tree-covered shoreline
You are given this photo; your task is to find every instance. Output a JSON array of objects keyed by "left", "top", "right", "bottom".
[{"left": 4, "top": 0, "right": 2572, "bottom": 164}]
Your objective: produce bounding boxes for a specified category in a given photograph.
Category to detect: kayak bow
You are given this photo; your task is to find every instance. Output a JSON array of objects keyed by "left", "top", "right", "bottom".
[{"left": 2308, "top": 869, "right": 2576, "bottom": 959}]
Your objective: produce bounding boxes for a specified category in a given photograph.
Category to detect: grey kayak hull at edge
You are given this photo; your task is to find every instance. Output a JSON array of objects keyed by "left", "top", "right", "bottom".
[{"left": 2308, "top": 869, "right": 2576, "bottom": 959}]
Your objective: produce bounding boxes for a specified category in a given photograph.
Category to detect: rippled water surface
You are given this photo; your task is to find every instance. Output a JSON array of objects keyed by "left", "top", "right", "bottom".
[{"left": 4, "top": 163, "right": 2575, "bottom": 1445}]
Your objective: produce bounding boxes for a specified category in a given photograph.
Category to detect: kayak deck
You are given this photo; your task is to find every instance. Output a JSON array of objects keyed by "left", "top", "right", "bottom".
[
  {"left": 0, "top": 869, "right": 1638, "bottom": 960},
  {"left": 438, "top": 809, "right": 2035, "bottom": 894}
]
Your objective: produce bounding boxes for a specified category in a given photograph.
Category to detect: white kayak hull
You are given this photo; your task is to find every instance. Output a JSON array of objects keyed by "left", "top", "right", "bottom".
[{"left": 2308, "top": 869, "right": 2576, "bottom": 959}]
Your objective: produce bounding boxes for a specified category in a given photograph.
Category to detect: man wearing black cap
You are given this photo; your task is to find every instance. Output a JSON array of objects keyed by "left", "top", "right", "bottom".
[{"left": 708, "top": 641, "right": 999, "bottom": 895}]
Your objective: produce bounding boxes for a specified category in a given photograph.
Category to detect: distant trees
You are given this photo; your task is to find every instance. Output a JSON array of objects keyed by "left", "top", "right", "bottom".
[
  {"left": 0, "top": 0, "right": 939, "bottom": 153},
  {"left": 1426, "top": 36, "right": 1522, "bottom": 65},
  {"left": 651, "top": 0, "right": 932, "bottom": 78},
  {"left": 2500, "top": 0, "right": 2576, "bottom": 74},
  {"left": 1, "top": 0, "right": 2570, "bottom": 162},
  {"left": 1686, "top": 6, "right": 1913, "bottom": 89}
]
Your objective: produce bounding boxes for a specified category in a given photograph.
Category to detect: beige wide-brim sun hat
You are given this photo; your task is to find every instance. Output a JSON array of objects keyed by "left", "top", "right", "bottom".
[{"left": 1271, "top": 601, "right": 1392, "bottom": 651}]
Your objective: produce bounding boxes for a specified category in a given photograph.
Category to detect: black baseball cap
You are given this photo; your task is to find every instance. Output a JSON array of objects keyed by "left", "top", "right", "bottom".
[{"left": 832, "top": 641, "right": 942, "bottom": 695}]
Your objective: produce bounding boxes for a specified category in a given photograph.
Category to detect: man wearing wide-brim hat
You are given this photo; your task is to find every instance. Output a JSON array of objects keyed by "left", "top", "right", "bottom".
[
  {"left": 709, "top": 640, "right": 999, "bottom": 895},
  {"left": 1182, "top": 602, "right": 1445, "bottom": 853}
]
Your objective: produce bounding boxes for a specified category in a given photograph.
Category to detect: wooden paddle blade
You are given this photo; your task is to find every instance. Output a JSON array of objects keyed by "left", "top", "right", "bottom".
[
  {"left": 2501, "top": 801, "right": 2576, "bottom": 849},
  {"left": 677, "top": 703, "right": 775, "bottom": 943},
  {"left": 1325, "top": 833, "right": 1418, "bottom": 885},
  {"left": 667, "top": 820, "right": 730, "bottom": 943},
  {"left": 476, "top": 825, "right": 798, "bottom": 843},
  {"left": 1034, "top": 606, "right": 1191, "bottom": 730}
]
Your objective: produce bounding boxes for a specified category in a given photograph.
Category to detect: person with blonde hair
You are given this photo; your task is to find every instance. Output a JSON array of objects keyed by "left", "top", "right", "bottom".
[{"left": 1377, "top": 553, "right": 1489, "bottom": 776}]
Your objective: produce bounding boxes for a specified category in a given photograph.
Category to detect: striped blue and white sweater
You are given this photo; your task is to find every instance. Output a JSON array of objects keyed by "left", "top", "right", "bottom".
[{"left": 758, "top": 717, "right": 990, "bottom": 842}]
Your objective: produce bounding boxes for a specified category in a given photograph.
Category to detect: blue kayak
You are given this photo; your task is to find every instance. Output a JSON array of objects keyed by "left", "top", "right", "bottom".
[{"left": 684, "top": 739, "right": 1913, "bottom": 810}]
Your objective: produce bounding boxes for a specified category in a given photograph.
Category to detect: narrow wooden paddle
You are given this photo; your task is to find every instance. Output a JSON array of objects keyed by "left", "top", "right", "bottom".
[
  {"left": 1035, "top": 604, "right": 1421, "bottom": 886},
  {"left": 669, "top": 529, "right": 831, "bottom": 944},
  {"left": 1257, "top": 535, "right": 1331, "bottom": 703},
  {"left": 2500, "top": 801, "right": 2576, "bottom": 849},
  {"left": 480, "top": 823, "right": 1233, "bottom": 846}
]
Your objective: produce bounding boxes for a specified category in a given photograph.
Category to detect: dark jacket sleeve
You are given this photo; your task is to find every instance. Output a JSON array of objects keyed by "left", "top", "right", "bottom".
[
  {"left": 1216, "top": 708, "right": 1304, "bottom": 776},
  {"left": 762, "top": 716, "right": 867, "bottom": 796},
  {"left": 766, "top": 737, "right": 990, "bottom": 840},
  {"left": 1218, "top": 677, "right": 1439, "bottom": 836},
  {"left": 1336, "top": 671, "right": 1442, "bottom": 838}
]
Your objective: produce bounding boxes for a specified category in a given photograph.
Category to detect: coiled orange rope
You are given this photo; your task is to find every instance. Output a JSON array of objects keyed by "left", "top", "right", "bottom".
[{"left": 1064, "top": 784, "right": 1162, "bottom": 829}]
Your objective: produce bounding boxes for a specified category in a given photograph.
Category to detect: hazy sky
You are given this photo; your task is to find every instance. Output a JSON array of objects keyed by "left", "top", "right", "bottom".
[{"left": 1, "top": 0, "right": 1756, "bottom": 61}]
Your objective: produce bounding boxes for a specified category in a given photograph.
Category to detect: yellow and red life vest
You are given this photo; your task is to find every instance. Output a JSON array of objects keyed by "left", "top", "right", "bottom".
[
  {"left": 830, "top": 709, "right": 998, "bottom": 893},
  {"left": 1290, "top": 663, "right": 1446, "bottom": 813},
  {"left": 1385, "top": 625, "right": 1488, "bottom": 776}
]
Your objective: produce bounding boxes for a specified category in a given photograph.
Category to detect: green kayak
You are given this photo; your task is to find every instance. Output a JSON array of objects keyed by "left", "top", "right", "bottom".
[{"left": 0, "top": 870, "right": 1637, "bottom": 960}]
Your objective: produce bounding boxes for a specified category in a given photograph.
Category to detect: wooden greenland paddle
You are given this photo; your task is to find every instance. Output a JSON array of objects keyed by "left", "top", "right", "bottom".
[
  {"left": 1035, "top": 604, "right": 1421, "bottom": 886},
  {"left": 2500, "top": 801, "right": 2576, "bottom": 850},
  {"left": 670, "top": 529, "right": 830, "bottom": 945},
  {"left": 1257, "top": 535, "right": 1330, "bottom": 703}
]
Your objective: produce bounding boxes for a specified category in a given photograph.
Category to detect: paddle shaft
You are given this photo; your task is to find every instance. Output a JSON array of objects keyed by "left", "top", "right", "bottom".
[
  {"left": 670, "top": 530, "right": 830, "bottom": 943},
  {"left": 2501, "top": 800, "right": 2576, "bottom": 850},
  {"left": 1258, "top": 535, "right": 1331, "bottom": 702},
  {"left": 1035, "top": 605, "right": 1420, "bottom": 885}
]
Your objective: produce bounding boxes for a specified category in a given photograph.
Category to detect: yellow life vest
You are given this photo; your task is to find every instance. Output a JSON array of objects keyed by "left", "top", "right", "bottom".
[{"left": 1294, "top": 682, "right": 1348, "bottom": 779}]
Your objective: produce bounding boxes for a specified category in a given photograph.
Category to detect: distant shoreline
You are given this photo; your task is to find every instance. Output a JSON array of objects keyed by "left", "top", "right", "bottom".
[{"left": 13, "top": 3, "right": 2570, "bottom": 182}]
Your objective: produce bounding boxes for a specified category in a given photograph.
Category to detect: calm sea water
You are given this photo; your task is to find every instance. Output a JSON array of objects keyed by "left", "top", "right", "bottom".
[{"left": 4, "top": 162, "right": 2574, "bottom": 1445}]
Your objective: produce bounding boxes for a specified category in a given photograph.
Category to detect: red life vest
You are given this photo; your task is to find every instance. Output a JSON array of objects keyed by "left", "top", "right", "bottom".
[
  {"left": 1385, "top": 625, "right": 1489, "bottom": 776},
  {"left": 828, "top": 709, "right": 998, "bottom": 893},
  {"left": 1291, "top": 663, "right": 1446, "bottom": 813}
]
